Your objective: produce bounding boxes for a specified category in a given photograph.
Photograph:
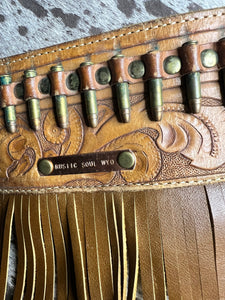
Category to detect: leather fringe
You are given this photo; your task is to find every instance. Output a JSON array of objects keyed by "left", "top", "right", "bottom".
[{"left": 0, "top": 185, "right": 224, "bottom": 299}]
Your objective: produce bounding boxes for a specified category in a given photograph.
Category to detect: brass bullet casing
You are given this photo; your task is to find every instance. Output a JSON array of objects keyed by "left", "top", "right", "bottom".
[
  {"left": 50, "top": 65, "right": 69, "bottom": 129},
  {"left": 80, "top": 62, "right": 98, "bottom": 128},
  {"left": 0, "top": 75, "right": 17, "bottom": 133},
  {"left": 115, "top": 82, "right": 130, "bottom": 123},
  {"left": 111, "top": 54, "right": 131, "bottom": 123},
  {"left": 148, "top": 78, "right": 163, "bottom": 121},
  {"left": 24, "top": 69, "right": 41, "bottom": 130},
  {"left": 181, "top": 41, "right": 201, "bottom": 114}
]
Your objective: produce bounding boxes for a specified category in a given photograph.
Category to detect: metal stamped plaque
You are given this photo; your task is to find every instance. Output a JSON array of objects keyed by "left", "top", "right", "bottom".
[{"left": 38, "top": 150, "right": 135, "bottom": 176}]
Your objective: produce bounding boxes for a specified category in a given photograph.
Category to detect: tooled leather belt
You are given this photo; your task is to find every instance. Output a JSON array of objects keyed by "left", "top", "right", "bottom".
[{"left": 1, "top": 7, "right": 225, "bottom": 300}]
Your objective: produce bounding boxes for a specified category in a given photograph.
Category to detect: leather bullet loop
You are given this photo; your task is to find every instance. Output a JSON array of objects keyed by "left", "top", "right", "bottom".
[
  {"left": 24, "top": 69, "right": 41, "bottom": 131},
  {"left": 110, "top": 54, "right": 131, "bottom": 123},
  {"left": 79, "top": 62, "right": 98, "bottom": 128},
  {"left": 0, "top": 75, "right": 17, "bottom": 133},
  {"left": 144, "top": 50, "right": 163, "bottom": 121}
]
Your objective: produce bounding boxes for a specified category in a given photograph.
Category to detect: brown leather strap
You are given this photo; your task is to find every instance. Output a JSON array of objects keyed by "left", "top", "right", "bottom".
[
  {"left": 22, "top": 195, "right": 36, "bottom": 300},
  {"left": 0, "top": 196, "right": 14, "bottom": 299},
  {"left": 67, "top": 192, "right": 90, "bottom": 300},
  {"left": 57, "top": 193, "right": 75, "bottom": 300},
  {"left": 113, "top": 192, "right": 129, "bottom": 300},
  {"left": 136, "top": 191, "right": 166, "bottom": 299},
  {"left": 13, "top": 195, "right": 26, "bottom": 300},
  {"left": 205, "top": 183, "right": 225, "bottom": 299},
  {"left": 48, "top": 194, "right": 68, "bottom": 299},
  {"left": 40, "top": 194, "right": 55, "bottom": 300},
  {"left": 123, "top": 192, "right": 139, "bottom": 300},
  {"left": 30, "top": 194, "right": 47, "bottom": 300},
  {"left": 105, "top": 192, "right": 121, "bottom": 300}
]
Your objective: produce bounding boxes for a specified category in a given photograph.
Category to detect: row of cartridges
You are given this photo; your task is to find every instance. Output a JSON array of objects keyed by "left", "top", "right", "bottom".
[{"left": 0, "top": 39, "right": 222, "bottom": 133}]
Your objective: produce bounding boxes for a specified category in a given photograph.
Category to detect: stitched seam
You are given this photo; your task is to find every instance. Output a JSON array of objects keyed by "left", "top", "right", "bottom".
[
  {"left": 0, "top": 176, "right": 223, "bottom": 193},
  {"left": 0, "top": 11, "right": 224, "bottom": 67}
]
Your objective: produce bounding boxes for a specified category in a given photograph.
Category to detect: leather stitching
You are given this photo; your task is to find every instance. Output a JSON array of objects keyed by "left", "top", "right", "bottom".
[
  {"left": 0, "top": 11, "right": 224, "bottom": 67},
  {"left": 0, "top": 176, "right": 223, "bottom": 193}
]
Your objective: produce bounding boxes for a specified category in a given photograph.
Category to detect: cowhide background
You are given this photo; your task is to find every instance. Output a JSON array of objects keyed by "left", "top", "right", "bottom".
[{"left": 0, "top": 0, "right": 224, "bottom": 299}]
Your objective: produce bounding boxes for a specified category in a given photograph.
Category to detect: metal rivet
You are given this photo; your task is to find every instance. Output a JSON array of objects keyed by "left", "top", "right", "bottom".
[
  {"left": 201, "top": 49, "right": 218, "bottom": 68},
  {"left": 38, "top": 159, "right": 54, "bottom": 175},
  {"left": 39, "top": 77, "right": 51, "bottom": 94},
  {"left": 95, "top": 67, "right": 111, "bottom": 85},
  {"left": 164, "top": 56, "right": 181, "bottom": 75},
  {"left": 128, "top": 60, "right": 145, "bottom": 79},
  {"left": 14, "top": 83, "right": 24, "bottom": 99},
  {"left": 24, "top": 69, "right": 37, "bottom": 78},
  {"left": 66, "top": 72, "right": 80, "bottom": 90},
  {"left": 118, "top": 151, "right": 135, "bottom": 169}
]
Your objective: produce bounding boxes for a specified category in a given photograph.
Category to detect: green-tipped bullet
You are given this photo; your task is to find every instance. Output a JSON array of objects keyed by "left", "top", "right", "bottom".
[
  {"left": 148, "top": 78, "right": 163, "bottom": 121},
  {"left": 24, "top": 69, "right": 41, "bottom": 130},
  {"left": 115, "top": 82, "right": 130, "bottom": 123},
  {"left": 54, "top": 95, "right": 69, "bottom": 129},
  {"left": 50, "top": 65, "right": 69, "bottom": 128},
  {"left": 83, "top": 89, "right": 98, "bottom": 128},
  {"left": 185, "top": 71, "right": 201, "bottom": 114},
  {"left": 0, "top": 75, "right": 17, "bottom": 133}
]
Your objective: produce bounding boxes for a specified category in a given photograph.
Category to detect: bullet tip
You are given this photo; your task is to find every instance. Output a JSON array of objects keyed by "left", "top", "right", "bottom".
[
  {"left": 88, "top": 114, "right": 98, "bottom": 128},
  {"left": 120, "top": 109, "right": 130, "bottom": 123},
  {"left": 189, "top": 98, "right": 201, "bottom": 114},
  {"left": 151, "top": 107, "right": 163, "bottom": 121}
]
